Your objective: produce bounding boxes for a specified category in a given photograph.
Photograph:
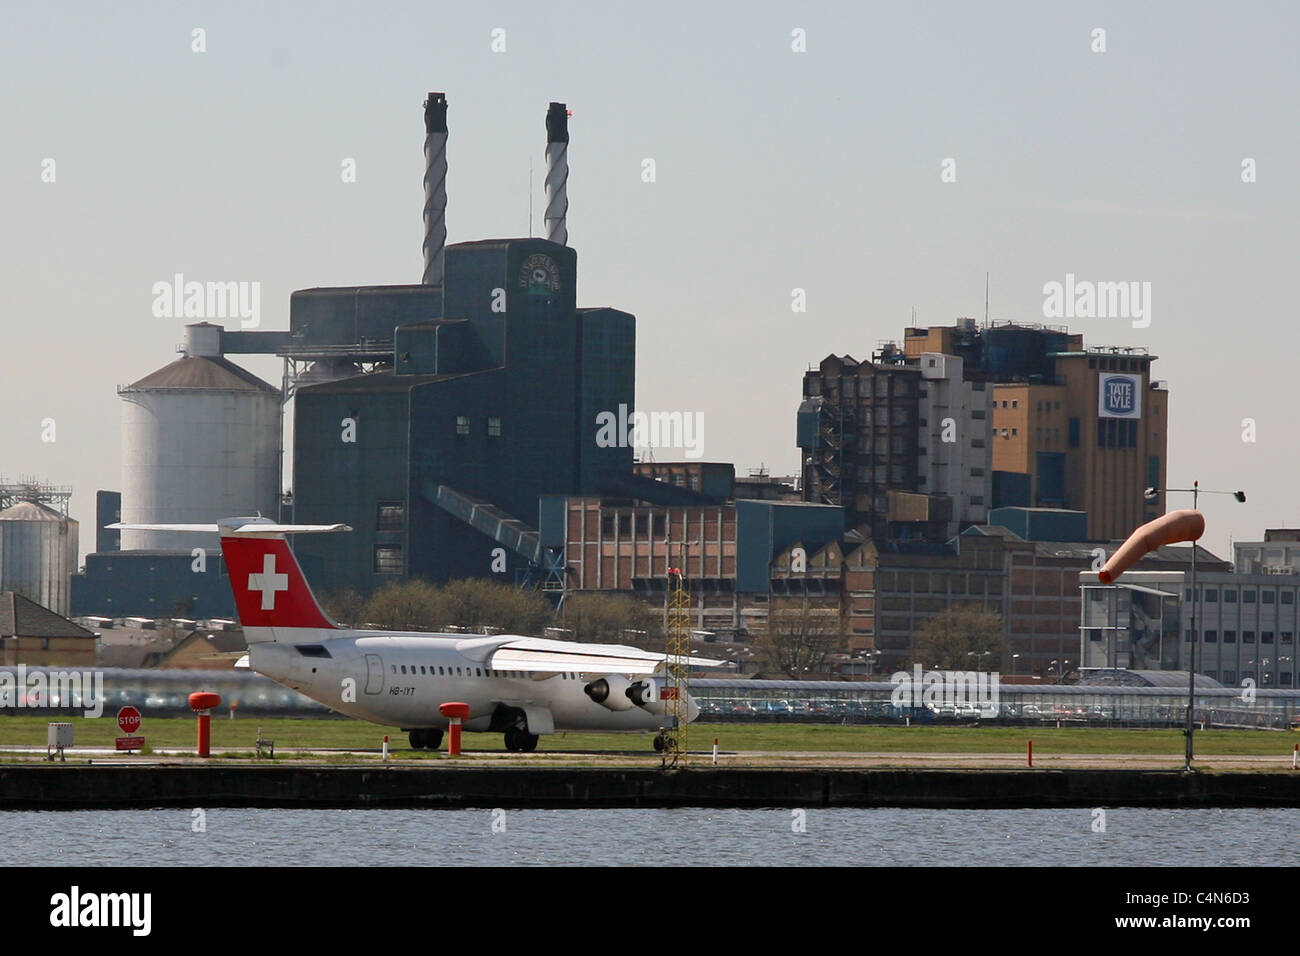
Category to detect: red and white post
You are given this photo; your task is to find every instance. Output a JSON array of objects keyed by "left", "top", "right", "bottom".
[
  {"left": 440, "top": 702, "right": 471, "bottom": 756},
  {"left": 188, "top": 692, "right": 222, "bottom": 758}
]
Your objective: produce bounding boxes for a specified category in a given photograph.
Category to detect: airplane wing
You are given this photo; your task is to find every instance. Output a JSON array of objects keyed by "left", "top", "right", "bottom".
[
  {"left": 458, "top": 634, "right": 729, "bottom": 677},
  {"left": 107, "top": 522, "right": 350, "bottom": 535}
]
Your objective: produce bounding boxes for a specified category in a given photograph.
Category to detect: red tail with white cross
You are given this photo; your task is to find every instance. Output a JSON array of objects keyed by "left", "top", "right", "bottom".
[{"left": 220, "top": 535, "right": 339, "bottom": 631}]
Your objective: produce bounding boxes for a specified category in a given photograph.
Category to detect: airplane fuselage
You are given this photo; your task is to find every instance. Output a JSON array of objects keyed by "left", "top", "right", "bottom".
[{"left": 250, "top": 633, "right": 689, "bottom": 734}]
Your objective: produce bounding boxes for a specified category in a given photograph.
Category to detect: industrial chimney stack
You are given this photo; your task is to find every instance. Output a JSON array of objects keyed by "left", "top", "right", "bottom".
[
  {"left": 544, "top": 102, "right": 569, "bottom": 246},
  {"left": 422, "top": 92, "right": 449, "bottom": 285}
]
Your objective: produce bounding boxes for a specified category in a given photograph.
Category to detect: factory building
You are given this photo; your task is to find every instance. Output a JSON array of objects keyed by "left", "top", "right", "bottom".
[
  {"left": 803, "top": 320, "right": 1170, "bottom": 545},
  {"left": 0, "top": 493, "right": 78, "bottom": 618},
  {"left": 1080, "top": 540, "right": 1300, "bottom": 689}
]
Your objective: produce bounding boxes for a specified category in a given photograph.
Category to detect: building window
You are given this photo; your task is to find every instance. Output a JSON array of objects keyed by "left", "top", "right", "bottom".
[
  {"left": 1243, "top": 591, "right": 1257, "bottom": 604},
  {"left": 971, "top": 496, "right": 984, "bottom": 505},
  {"left": 1069, "top": 418, "right": 1080, "bottom": 447},
  {"left": 455, "top": 415, "right": 470, "bottom": 436},
  {"left": 971, "top": 409, "right": 985, "bottom": 420},
  {"left": 373, "top": 545, "right": 403, "bottom": 574},
  {"left": 1205, "top": 589, "right": 1218, "bottom": 602},
  {"left": 1263, "top": 591, "right": 1275, "bottom": 604},
  {"left": 1223, "top": 589, "right": 1237, "bottom": 603},
  {"left": 1282, "top": 631, "right": 1294, "bottom": 644},
  {"left": 1223, "top": 630, "right": 1236, "bottom": 643},
  {"left": 1262, "top": 631, "right": 1274, "bottom": 644},
  {"left": 972, "top": 381, "right": 985, "bottom": 391},
  {"left": 487, "top": 416, "right": 502, "bottom": 437},
  {"left": 1011, "top": 428, "right": 1018, "bottom": 437},
  {"left": 601, "top": 515, "right": 614, "bottom": 536},
  {"left": 1282, "top": 592, "right": 1294, "bottom": 605},
  {"left": 970, "top": 467, "right": 985, "bottom": 477},
  {"left": 1001, "top": 429, "right": 1008, "bottom": 438},
  {"left": 1011, "top": 400, "right": 1018, "bottom": 408},
  {"left": 376, "top": 500, "right": 404, "bottom": 532},
  {"left": 1224, "top": 670, "right": 1236, "bottom": 685},
  {"left": 1243, "top": 630, "right": 1256, "bottom": 643},
  {"left": 1204, "top": 630, "right": 1217, "bottom": 643},
  {"left": 971, "top": 438, "right": 985, "bottom": 448}
]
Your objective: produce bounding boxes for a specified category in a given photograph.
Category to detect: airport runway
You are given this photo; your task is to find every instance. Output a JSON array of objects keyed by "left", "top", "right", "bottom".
[{"left": 6, "top": 745, "right": 1298, "bottom": 771}]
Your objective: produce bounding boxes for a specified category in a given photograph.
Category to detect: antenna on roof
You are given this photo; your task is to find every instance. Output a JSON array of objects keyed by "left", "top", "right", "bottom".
[{"left": 984, "top": 272, "right": 989, "bottom": 326}]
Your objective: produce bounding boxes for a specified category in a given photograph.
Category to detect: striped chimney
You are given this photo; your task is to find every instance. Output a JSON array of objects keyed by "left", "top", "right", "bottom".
[
  {"left": 544, "top": 101, "right": 569, "bottom": 246},
  {"left": 422, "top": 92, "right": 448, "bottom": 285}
]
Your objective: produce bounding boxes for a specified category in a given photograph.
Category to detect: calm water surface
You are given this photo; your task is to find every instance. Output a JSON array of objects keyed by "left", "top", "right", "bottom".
[{"left": 4, "top": 808, "right": 1298, "bottom": 866}]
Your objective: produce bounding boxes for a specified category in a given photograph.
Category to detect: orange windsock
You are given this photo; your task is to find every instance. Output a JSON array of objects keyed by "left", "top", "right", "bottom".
[{"left": 1098, "top": 509, "right": 1205, "bottom": 583}]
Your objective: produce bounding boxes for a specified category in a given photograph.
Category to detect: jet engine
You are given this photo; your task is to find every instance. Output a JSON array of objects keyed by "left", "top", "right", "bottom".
[
  {"left": 626, "top": 679, "right": 657, "bottom": 708},
  {"left": 584, "top": 676, "right": 635, "bottom": 711}
]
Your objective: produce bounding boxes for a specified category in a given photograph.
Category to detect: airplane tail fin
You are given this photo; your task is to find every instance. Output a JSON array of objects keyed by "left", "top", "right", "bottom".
[{"left": 107, "top": 518, "right": 350, "bottom": 642}]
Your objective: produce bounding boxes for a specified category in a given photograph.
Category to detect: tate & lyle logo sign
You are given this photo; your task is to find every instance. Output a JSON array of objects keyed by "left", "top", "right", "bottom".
[
  {"left": 1098, "top": 373, "right": 1141, "bottom": 419},
  {"left": 518, "top": 253, "right": 561, "bottom": 296}
]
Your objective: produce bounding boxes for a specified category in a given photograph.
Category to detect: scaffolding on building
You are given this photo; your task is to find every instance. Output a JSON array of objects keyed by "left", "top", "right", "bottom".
[{"left": 0, "top": 478, "right": 72, "bottom": 515}]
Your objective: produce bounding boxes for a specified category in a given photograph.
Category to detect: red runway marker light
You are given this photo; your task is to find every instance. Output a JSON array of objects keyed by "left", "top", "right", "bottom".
[
  {"left": 440, "top": 702, "right": 471, "bottom": 755},
  {"left": 189, "top": 692, "right": 222, "bottom": 758}
]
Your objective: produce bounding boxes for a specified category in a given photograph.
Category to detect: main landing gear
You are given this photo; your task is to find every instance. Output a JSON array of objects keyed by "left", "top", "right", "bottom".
[
  {"left": 408, "top": 728, "right": 444, "bottom": 751},
  {"left": 503, "top": 726, "right": 539, "bottom": 753}
]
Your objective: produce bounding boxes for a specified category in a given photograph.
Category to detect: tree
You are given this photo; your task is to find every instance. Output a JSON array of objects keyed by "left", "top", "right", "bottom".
[
  {"left": 319, "top": 587, "right": 367, "bottom": 628},
  {"left": 434, "top": 578, "right": 554, "bottom": 635},
  {"left": 360, "top": 580, "right": 444, "bottom": 631},
  {"left": 559, "top": 593, "right": 656, "bottom": 645},
  {"left": 909, "top": 603, "right": 1005, "bottom": 671},
  {"left": 758, "top": 600, "right": 844, "bottom": 676}
]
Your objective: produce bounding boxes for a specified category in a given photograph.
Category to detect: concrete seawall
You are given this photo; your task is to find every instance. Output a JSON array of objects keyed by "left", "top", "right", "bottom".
[{"left": 4, "top": 765, "right": 1300, "bottom": 809}]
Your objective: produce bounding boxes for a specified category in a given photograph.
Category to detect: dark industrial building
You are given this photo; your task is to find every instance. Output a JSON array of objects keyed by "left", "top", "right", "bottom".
[{"left": 286, "top": 239, "right": 635, "bottom": 593}]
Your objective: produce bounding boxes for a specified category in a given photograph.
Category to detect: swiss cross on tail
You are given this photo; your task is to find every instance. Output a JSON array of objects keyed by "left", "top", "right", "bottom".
[
  {"left": 221, "top": 535, "right": 337, "bottom": 629},
  {"left": 103, "top": 518, "right": 349, "bottom": 636},
  {"left": 248, "top": 553, "right": 289, "bottom": 609}
]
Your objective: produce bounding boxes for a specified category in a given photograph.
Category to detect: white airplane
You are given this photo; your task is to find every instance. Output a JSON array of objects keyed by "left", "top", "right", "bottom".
[{"left": 109, "top": 517, "right": 721, "bottom": 752}]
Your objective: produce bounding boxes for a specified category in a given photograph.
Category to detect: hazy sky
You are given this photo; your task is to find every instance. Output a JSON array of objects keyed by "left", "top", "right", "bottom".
[{"left": 3, "top": 1, "right": 1296, "bottom": 562}]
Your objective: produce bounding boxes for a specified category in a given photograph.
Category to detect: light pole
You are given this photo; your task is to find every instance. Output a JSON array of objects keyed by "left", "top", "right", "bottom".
[
  {"left": 1144, "top": 482, "right": 1246, "bottom": 771},
  {"left": 1012, "top": 653, "right": 1021, "bottom": 678}
]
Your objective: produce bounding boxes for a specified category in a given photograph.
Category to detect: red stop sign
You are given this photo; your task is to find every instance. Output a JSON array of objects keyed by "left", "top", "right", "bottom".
[{"left": 117, "top": 706, "right": 142, "bottom": 735}]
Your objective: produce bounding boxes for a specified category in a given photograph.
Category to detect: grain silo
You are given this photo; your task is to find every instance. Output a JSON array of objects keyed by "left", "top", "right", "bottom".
[
  {"left": 0, "top": 499, "right": 79, "bottom": 616},
  {"left": 119, "top": 324, "right": 280, "bottom": 552}
]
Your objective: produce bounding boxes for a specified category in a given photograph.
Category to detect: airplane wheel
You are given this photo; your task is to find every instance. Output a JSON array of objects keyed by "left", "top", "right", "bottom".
[
  {"left": 503, "top": 727, "right": 520, "bottom": 752},
  {"left": 518, "top": 733, "right": 539, "bottom": 753},
  {"left": 428, "top": 729, "right": 443, "bottom": 751},
  {"left": 409, "top": 729, "right": 426, "bottom": 750}
]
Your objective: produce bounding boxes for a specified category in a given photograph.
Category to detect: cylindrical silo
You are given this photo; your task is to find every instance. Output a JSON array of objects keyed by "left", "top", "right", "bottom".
[
  {"left": 119, "top": 355, "right": 280, "bottom": 552},
  {"left": 0, "top": 500, "right": 79, "bottom": 616}
]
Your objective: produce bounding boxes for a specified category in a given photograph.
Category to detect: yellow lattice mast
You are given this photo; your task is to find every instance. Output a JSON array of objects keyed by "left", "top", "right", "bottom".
[{"left": 663, "top": 566, "right": 691, "bottom": 768}]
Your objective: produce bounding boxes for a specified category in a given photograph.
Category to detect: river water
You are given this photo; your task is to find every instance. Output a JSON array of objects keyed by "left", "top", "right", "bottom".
[{"left": 4, "top": 807, "right": 1298, "bottom": 866}]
